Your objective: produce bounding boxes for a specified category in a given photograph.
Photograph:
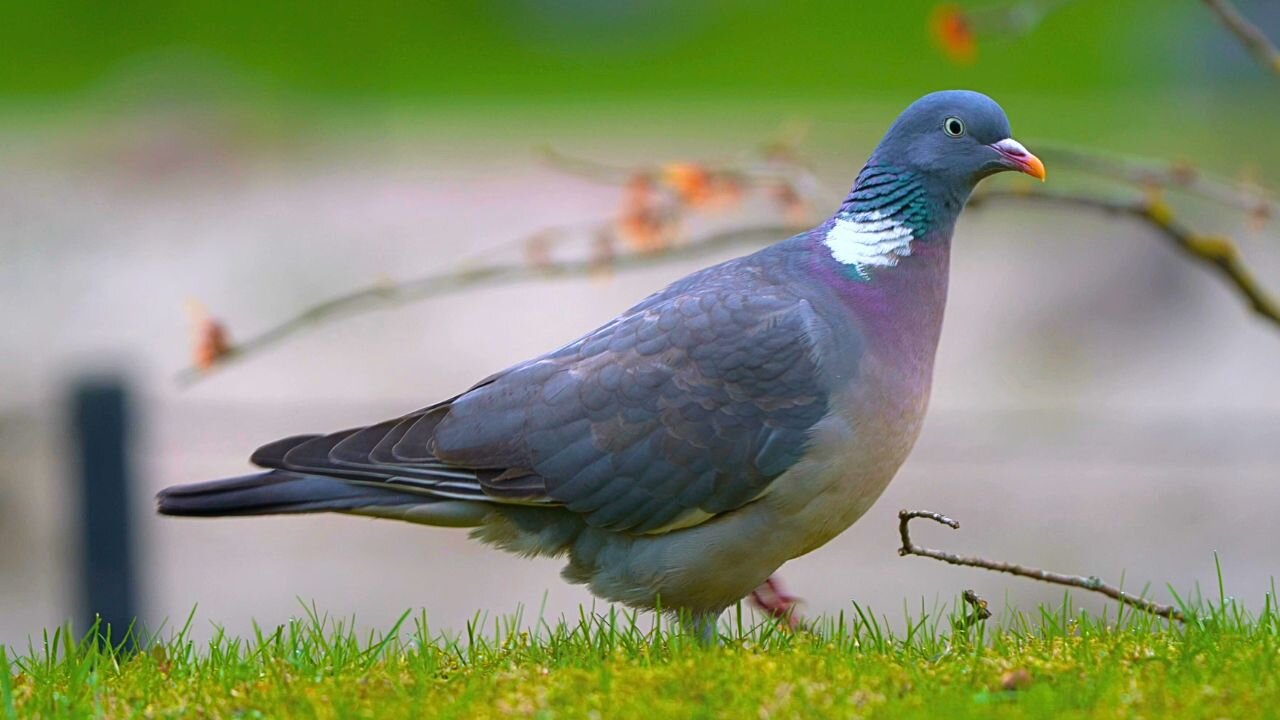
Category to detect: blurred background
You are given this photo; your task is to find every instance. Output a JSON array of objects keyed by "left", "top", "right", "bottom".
[{"left": 2, "top": 0, "right": 1278, "bottom": 646}]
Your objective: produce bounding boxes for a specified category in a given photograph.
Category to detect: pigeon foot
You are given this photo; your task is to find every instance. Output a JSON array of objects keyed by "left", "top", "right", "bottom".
[{"left": 749, "top": 575, "right": 802, "bottom": 628}]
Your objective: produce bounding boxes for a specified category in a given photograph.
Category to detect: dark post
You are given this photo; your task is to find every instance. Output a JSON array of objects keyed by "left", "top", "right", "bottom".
[{"left": 71, "top": 378, "right": 138, "bottom": 642}]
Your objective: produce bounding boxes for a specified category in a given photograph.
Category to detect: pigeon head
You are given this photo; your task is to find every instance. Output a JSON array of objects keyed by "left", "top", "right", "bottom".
[
  {"left": 826, "top": 91, "right": 1044, "bottom": 279},
  {"left": 868, "top": 90, "right": 1045, "bottom": 188}
]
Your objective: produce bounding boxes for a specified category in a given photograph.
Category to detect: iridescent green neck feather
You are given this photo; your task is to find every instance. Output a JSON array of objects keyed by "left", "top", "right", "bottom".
[{"left": 823, "top": 166, "right": 933, "bottom": 281}]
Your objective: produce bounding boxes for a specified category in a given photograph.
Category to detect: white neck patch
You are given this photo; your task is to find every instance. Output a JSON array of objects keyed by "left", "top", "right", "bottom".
[{"left": 823, "top": 211, "right": 914, "bottom": 278}]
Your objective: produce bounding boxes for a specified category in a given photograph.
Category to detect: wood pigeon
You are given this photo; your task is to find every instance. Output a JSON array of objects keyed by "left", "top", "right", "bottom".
[{"left": 158, "top": 90, "right": 1045, "bottom": 630}]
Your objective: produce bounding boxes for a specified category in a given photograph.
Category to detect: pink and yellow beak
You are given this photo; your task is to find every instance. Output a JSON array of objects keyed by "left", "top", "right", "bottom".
[{"left": 989, "top": 138, "right": 1046, "bottom": 181}]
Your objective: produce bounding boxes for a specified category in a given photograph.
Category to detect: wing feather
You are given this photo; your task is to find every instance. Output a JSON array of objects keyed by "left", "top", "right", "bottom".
[{"left": 246, "top": 250, "right": 845, "bottom": 532}]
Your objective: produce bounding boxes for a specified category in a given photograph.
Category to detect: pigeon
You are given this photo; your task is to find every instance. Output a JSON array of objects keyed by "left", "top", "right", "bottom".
[{"left": 158, "top": 90, "right": 1045, "bottom": 633}]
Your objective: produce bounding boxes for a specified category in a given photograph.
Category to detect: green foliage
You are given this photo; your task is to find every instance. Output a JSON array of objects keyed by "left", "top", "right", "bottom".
[
  {"left": 4, "top": 585, "right": 1278, "bottom": 719},
  {"left": 0, "top": 0, "right": 1195, "bottom": 102}
]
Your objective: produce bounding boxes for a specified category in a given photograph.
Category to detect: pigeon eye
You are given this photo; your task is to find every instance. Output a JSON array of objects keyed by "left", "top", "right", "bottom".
[{"left": 943, "top": 117, "right": 965, "bottom": 137}]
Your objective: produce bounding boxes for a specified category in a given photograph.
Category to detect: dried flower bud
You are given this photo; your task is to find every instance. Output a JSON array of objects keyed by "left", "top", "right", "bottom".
[
  {"left": 185, "top": 299, "right": 232, "bottom": 371},
  {"left": 930, "top": 4, "right": 977, "bottom": 64}
]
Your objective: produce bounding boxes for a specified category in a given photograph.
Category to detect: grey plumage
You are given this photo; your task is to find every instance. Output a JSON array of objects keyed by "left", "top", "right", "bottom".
[
  {"left": 155, "top": 471, "right": 424, "bottom": 516},
  {"left": 163, "top": 248, "right": 838, "bottom": 525},
  {"left": 159, "top": 240, "right": 854, "bottom": 612},
  {"left": 158, "top": 90, "right": 1045, "bottom": 618}
]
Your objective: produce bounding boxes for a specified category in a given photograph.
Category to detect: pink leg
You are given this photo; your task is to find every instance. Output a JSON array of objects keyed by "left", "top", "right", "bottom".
[{"left": 749, "top": 575, "right": 802, "bottom": 628}]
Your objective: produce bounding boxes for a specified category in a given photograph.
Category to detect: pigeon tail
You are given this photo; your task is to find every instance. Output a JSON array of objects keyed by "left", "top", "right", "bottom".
[{"left": 155, "top": 471, "right": 424, "bottom": 517}]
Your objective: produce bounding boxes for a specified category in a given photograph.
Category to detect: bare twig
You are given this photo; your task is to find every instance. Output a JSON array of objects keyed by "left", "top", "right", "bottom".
[
  {"left": 962, "top": 590, "right": 992, "bottom": 621},
  {"left": 176, "top": 140, "right": 1280, "bottom": 384},
  {"left": 178, "top": 142, "right": 829, "bottom": 383},
  {"left": 539, "top": 146, "right": 638, "bottom": 184},
  {"left": 175, "top": 224, "right": 802, "bottom": 385},
  {"left": 1038, "top": 144, "right": 1275, "bottom": 221},
  {"left": 951, "top": 589, "right": 993, "bottom": 631},
  {"left": 970, "top": 187, "right": 1280, "bottom": 330},
  {"left": 176, "top": 185, "right": 1280, "bottom": 383},
  {"left": 540, "top": 145, "right": 829, "bottom": 207},
  {"left": 897, "top": 509, "right": 1186, "bottom": 623},
  {"left": 1203, "top": 0, "right": 1280, "bottom": 76}
]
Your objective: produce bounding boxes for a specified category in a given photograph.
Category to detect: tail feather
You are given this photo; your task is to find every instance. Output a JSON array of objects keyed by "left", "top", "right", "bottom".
[{"left": 156, "top": 471, "right": 423, "bottom": 517}]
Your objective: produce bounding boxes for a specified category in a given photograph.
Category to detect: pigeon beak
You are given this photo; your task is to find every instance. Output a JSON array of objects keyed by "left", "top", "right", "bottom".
[{"left": 988, "top": 138, "right": 1046, "bottom": 181}]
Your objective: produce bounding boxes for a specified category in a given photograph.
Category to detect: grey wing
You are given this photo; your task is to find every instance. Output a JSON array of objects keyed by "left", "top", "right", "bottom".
[{"left": 251, "top": 271, "right": 836, "bottom": 535}]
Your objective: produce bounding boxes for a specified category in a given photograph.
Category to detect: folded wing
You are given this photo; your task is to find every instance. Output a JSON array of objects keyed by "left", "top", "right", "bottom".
[{"left": 251, "top": 262, "right": 836, "bottom": 534}]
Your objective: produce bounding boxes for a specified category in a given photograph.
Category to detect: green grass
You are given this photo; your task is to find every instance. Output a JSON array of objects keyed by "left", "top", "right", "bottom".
[{"left": 4, "top": 584, "right": 1279, "bottom": 719}]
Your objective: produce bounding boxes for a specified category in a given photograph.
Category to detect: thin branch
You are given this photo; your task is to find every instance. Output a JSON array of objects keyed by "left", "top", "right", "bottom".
[
  {"left": 897, "top": 509, "right": 1186, "bottom": 623},
  {"left": 177, "top": 185, "right": 1280, "bottom": 384},
  {"left": 970, "top": 187, "right": 1280, "bottom": 330},
  {"left": 1037, "top": 144, "right": 1276, "bottom": 220},
  {"left": 951, "top": 589, "right": 993, "bottom": 631},
  {"left": 176, "top": 140, "right": 1280, "bottom": 384},
  {"left": 539, "top": 146, "right": 638, "bottom": 185},
  {"left": 1203, "top": 0, "right": 1280, "bottom": 77},
  {"left": 539, "top": 145, "right": 830, "bottom": 207},
  {"left": 175, "top": 224, "right": 801, "bottom": 385},
  {"left": 962, "top": 590, "right": 992, "bottom": 621}
]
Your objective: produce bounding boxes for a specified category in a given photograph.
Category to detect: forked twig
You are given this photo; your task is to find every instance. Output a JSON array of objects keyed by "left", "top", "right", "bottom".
[
  {"left": 951, "top": 589, "right": 993, "bottom": 631},
  {"left": 897, "top": 509, "right": 1186, "bottom": 623}
]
